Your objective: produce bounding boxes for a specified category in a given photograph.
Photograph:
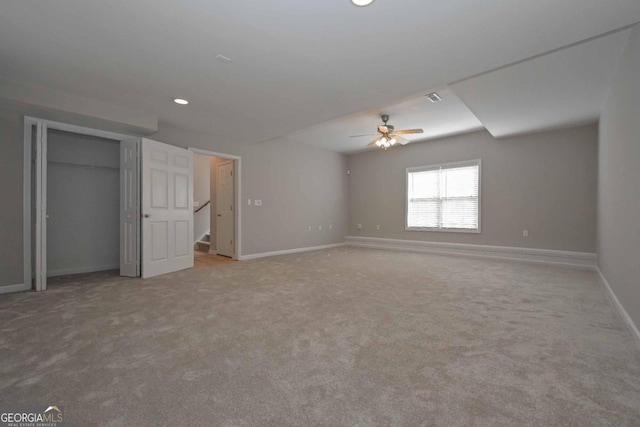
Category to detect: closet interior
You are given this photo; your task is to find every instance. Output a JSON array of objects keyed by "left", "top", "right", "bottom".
[{"left": 45, "top": 129, "right": 120, "bottom": 277}]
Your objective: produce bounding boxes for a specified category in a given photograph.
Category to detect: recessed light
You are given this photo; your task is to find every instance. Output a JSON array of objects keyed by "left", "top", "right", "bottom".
[
  {"left": 174, "top": 98, "right": 189, "bottom": 105},
  {"left": 351, "top": 0, "right": 374, "bottom": 6}
]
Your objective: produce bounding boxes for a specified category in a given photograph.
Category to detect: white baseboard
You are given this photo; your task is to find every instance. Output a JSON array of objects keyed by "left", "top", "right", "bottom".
[
  {"left": 47, "top": 264, "right": 119, "bottom": 278},
  {"left": 0, "top": 283, "right": 31, "bottom": 294},
  {"left": 597, "top": 267, "right": 640, "bottom": 348},
  {"left": 345, "top": 236, "right": 596, "bottom": 268},
  {"left": 239, "top": 243, "right": 345, "bottom": 261}
]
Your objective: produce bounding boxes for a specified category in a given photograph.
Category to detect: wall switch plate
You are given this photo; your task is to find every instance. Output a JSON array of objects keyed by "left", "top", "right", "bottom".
[
  {"left": 376, "top": 225, "right": 380, "bottom": 230},
  {"left": 318, "top": 225, "right": 322, "bottom": 231},
  {"left": 357, "top": 224, "right": 363, "bottom": 230},
  {"left": 329, "top": 224, "right": 333, "bottom": 230},
  {"left": 308, "top": 226, "right": 312, "bottom": 232},
  {"left": 254, "top": 199, "right": 262, "bottom": 206},
  {"left": 247, "top": 199, "right": 252, "bottom": 205},
  {"left": 523, "top": 230, "right": 529, "bottom": 237}
]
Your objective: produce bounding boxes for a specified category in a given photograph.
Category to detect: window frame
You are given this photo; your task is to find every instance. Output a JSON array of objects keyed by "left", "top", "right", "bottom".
[{"left": 405, "top": 159, "right": 482, "bottom": 234}]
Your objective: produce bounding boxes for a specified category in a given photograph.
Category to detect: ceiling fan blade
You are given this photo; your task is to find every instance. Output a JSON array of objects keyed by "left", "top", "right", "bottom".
[
  {"left": 367, "top": 137, "right": 381, "bottom": 147},
  {"left": 395, "top": 136, "right": 410, "bottom": 145},
  {"left": 350, "top": 133, "right": 379, "bottom": 138},
  {"left": 395, "top": 128, "right": 424, "bottom": 135}
]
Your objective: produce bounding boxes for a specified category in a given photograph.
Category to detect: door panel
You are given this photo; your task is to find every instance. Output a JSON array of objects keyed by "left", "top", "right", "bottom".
[
  {"left": 142, "top": 139, "right": 193, "bottom": 278},
  {"left": 216, "top": 161, "right": 234, "bottom": 258},
  {"left": 120, "top": 139, "right": 140, "bottom": 277}
]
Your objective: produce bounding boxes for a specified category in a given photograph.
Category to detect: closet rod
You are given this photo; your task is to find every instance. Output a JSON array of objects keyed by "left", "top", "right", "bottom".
[{"left": 48, "top": 161, "right": 119, "bottom": 171}]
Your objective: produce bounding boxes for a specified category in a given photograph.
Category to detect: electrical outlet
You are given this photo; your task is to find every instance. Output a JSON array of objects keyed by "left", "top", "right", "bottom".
[
  {"left": 254, "top": 199, "right": 262, "bottom": 206},
  {"left": 357, "top": 224, "right": 363, "bottom": 230},
  {"left": 523, "top": 230, "right": 529, "bottom": 237}
]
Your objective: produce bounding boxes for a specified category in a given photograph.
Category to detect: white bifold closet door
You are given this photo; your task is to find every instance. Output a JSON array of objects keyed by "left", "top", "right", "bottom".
[
  {"left": 141, "top": 139, "right": 194, "bottom": 278},
  {"left": 120, "top": 139, "right": 140, "bottom": 277}
]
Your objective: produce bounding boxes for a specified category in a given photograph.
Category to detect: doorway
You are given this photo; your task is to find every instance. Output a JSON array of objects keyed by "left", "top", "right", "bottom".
[{"left": 191, "top": 149, "right": 239, "bottom": 267}]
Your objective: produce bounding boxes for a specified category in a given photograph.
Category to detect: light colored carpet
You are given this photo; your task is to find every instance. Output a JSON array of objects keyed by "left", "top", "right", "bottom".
[{"left": 1, "top": 247, "right": 639, "bottom": 426}]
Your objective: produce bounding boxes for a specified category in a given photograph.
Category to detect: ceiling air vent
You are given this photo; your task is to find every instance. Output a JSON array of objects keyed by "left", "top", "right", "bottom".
[
  {"left": 215, "top": 54, "right": 232, "bottom": 64},
  {"left": 425, "top": 92, "right": 442, "bottom": 103}
]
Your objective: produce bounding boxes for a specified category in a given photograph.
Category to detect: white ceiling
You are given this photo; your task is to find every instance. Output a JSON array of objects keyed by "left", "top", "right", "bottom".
[
  {"left": 450, "top": 28, "right": 632, "bottom": 139},
  {"left": 0, "top": 1, "right": 639, "bottom": 149},
  {"left": 287, "top": 87, "right": 483, "bottom": 153}
]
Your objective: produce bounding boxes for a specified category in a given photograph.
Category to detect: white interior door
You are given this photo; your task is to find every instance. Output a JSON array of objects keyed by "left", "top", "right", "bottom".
[
  {"left": 216, "top": 161, "right": 234, "bottom": 258},
  {"left": 142, "top": 139, "right": 194, "bottom": 278},
  {"left": 120, "top": 139, "right": 140, "bottom": 277}
]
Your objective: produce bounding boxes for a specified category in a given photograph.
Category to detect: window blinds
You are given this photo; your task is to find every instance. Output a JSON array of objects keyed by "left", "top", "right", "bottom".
[{"left": 407, "top": 161, "right": 480, "bottom": 230}]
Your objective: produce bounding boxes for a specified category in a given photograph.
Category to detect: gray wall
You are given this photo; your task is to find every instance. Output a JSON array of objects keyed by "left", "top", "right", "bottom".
[
  {"left": 47, "top": 130, "right": 120, "bottom": 276},
  {"left": 240, "top": 139, "right": 348, "bottom": 255},
  {"left": 193, "top": 153, "right": 211, "bottom": 243},
  {"left": 347, "top": 125, "right": 597, "bottom": 252},
  {"left": 598, "top": 25, "right": 640, "bottom": 328},
  {"left": 0, "top": 108, "right": 24, "bottom": 286}
]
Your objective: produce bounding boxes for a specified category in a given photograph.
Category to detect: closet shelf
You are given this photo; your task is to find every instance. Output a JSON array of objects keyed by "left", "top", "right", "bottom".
[{"left": 48, "top": 161, "right": 119, "bottom": 171}]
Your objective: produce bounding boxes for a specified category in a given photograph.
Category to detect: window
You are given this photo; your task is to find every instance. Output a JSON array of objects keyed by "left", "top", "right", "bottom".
[{"left": 406, "top": 160, "right": 481, "bottom": 232}]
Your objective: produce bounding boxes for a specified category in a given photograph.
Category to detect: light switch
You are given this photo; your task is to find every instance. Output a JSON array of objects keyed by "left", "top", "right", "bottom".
[
  {"left": 248, "top": 199, "right": 252, "bottom": 205},
  {"left": 254, "top": 199, "right": 262, "bottom": 206}
]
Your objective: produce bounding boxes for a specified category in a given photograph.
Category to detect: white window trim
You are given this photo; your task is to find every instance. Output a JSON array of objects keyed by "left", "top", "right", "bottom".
[{"left": 405, "top": 159, "right": 482, "bottom": 234}]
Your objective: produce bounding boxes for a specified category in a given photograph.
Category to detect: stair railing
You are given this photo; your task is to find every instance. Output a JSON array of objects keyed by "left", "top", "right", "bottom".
[{"left": 195, "top": 200, "right": 211, "bottom": 213}]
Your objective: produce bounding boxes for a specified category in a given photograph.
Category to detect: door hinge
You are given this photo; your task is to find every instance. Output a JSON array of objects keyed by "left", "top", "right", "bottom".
[{"left": 230, "top": 170, "right": 233, "bottom": 176}]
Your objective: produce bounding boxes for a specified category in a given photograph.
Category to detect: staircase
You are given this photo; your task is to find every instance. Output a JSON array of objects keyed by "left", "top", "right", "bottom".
[{"left": 195, "top": 232, "right": 211, "bottom": 252}]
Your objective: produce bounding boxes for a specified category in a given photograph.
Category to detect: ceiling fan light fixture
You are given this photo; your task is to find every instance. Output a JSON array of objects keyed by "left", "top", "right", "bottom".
[
  {"left": 351, "top": 0, "right": 374, "bottom": 7},
  {"left": 389, "top": 137, "right": 397, "bottom": 146}
]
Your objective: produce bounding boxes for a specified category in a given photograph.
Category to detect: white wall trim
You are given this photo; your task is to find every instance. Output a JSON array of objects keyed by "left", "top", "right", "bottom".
[
  {"left": 188, "top": 147, "right": 242, "bottom": 261},
  {"left": 47, "top": 264, "right": 120, "bottom": 278},
  {"left": 0, "top": 283, "right": 31, "bottom": 295},
  {"left": 239, "top": 243, "right": 345, "bottom": 261},
  {"left": 346, "top": 236, "right": 596, "bottom": 268},
  {"left": 596, "top": 267, "right": 640, "bottom": 348}
]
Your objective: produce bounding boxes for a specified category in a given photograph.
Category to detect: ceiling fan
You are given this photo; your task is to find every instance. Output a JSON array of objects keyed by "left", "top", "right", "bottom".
[{"left": 350, "top": 114, "right": 424, "bottom": 149}]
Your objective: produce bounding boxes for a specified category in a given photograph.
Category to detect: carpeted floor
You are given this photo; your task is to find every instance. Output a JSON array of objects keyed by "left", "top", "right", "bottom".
[{"left": 1, "top": 247, "right": 639, "bottom": 426}]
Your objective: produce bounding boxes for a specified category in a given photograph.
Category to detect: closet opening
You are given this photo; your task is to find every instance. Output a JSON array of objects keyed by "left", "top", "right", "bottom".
[
  {"left": 46, "top": 129, "right": 121, "bottom": 278},
  {"left": 24, "top": 117, "right": 139, "bottom": 291}
]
